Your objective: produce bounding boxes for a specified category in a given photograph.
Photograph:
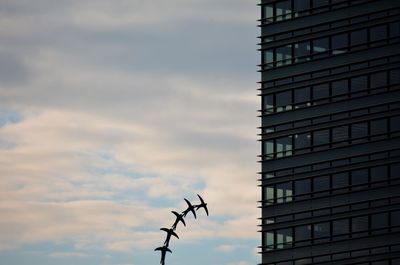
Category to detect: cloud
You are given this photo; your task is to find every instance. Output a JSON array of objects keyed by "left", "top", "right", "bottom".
[{"left": 48, "top": 252, "right": 89, "bottom": 258}]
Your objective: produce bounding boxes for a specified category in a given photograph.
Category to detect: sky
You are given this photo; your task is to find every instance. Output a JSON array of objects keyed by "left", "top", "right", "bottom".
[{"left": 0, "top": 1, "right": 260, "bottom": 265}]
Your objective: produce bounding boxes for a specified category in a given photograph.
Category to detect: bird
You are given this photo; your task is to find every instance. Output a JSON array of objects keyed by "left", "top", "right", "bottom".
[
  {"left": 160, "top": 227, "right": 179, "bottom": 246},
  {"left": 171, "top": 211, "right": 186, "bottom": 230},
  {"left": 182, "top": 198, "right": 197, "bottom": 219},
  {"left": 195, "top": 194, "right": 209, "bottom": 216},
  {"left": 154, "top": 246, "right": 172, "bottom": 265}
]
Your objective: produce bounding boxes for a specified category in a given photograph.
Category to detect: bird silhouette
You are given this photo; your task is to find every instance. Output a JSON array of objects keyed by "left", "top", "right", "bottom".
[
  {"left": 195, "top": 194, "right": 209, "bottom": 216},
  {"left": 171, "top": 211, "right": 186, "bottom": 230},
  {"left": 160, "top": 227, "right": 179, "bottom": 247},
  {"left": 154, "top": 246, "right": 172, "bottom": 265},
  {"left": 182, "top": 198, "right": 197, "bottom": 219}
]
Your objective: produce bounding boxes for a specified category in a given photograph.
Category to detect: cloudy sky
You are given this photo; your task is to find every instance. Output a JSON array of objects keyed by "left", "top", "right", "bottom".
[{"left": 0, "top": 1, "right": 259, "bottom": 265}]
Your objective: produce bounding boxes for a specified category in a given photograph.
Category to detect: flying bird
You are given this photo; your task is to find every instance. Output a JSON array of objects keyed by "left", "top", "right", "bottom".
[
  {"left": 195, "top": 194, "right": 209, "bottom": 216},
  {"left": 154, "top": 246, "right": 172, "bottom": 265},
  {"left": 160, "top": 227, "right": 179, "bottom": 246},
  {"left": 182, "top": 198, "right": 197, "bottom": 219},
  {"left": 171, "top": 211, "right": 186, "bottom": 230}
]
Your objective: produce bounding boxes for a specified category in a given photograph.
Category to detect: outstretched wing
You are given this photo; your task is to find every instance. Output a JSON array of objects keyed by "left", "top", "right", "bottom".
[{"left": 172, "top": 211, "right": 186, "bottom": 226}]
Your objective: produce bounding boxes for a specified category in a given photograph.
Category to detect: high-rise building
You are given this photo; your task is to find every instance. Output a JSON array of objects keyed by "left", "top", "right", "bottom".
[{"left": 258, "top": 1, "right": 400, "bottom": 264}]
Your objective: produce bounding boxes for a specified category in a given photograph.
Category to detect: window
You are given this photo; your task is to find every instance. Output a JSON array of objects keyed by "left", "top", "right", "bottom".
[
  {"left": 351, "top": 122, "right": 368, "bottom": 143},
  {"left": 293, "top": 0, "right": 310, "bottom": 17},
  {"left": 276, "top": 136, "right": 293, "bottom": 157},
  {"left": 314, "top": 222, "right": 330, "bottom": 243},
  {"left": 295, "top": 132, "right": 311, "bottom": 154},
  {"left": 313, "top": 37, "right": 329, "bottom": 58},
  {"left": 333, "top": 219, "right": 349, "bottom": 239},
  {"left": 370, "top": 25, "right": 388, "bottom": 45},
  {"left": 294, "top": 87, "right": 311, "bottom": 108},
  {"left": 370, "top": 72, "right": 388, "bottom": 89},
  {"left": 371, "top": 119, "right": 388, "bottom": 140},
  {"left": 351, "top": 169, "right": 368, "bottom": 190},
  {"left": 331, "top": 33, "right": 348, "bottom": 55},
  {"left": 294, "top": 41, "right": 311, "bottom": 62},
  {"left": 390, "top": 163, "right": 400, "bottom": 182},
  {"left": 350, "top": 29, "right": 367, "bottom": 49},
  {"left": 295, "top": 179, "right": 311, "bottom": 199},
  {"left": 391, "top": 211, "right": 400, "bottom": 227},
  {"left": 276, "top": 90, "right": 292, "bottom": 112},
  {"left": 276, "top": 0, "right": 292, "bottom": 21},
  {"left": 390, "top": 116, "right": 400, "bottom": 132},
  {"left": 313, "top": 83, "right": 329, "bottom": 104},
  {"left": 276, "top": 228, "right": 293, "bottom": 249},
  {"left": 313, "top": 175, "right": 330, "bottom": 196},
  {"left": 264, "top": 140, "right": 274, "bottom": 159},
  {"left": 370, "top": 166, "right": 388, "bottom": 187},
  {"left": 264, "top": 94, "right": 275, "bottom": 113},
  {"left": 332, "top": 79, "right": 348, "bottom": 100},
  {"left": 265, "top": 186, "right": 274, "bottom": 205},
  {"left": 391, "top": 69, "right": 400, "bottom": 84},
  {"left": 390, "top": 21, "right": 400, "bottom": 39},
  {"left": 264, "top": 4, "right": 274, "bottom": 22},
  {"left": 295, "top": 225, "right": 311, "bottom": 246},
  {"left": 371, "top": 212, "right": 388, "bottom": 234},
  {"left": 265, "top": 232, "right": 274, "bottom": 250},
  {"left": 276, "top": 45, "right": 292, "bottom": 66},
  {"left": 264, "top": 49, "right": 274, "bottom": 68},
  {"left": 276, "top": 182, "right": 293, "bottom": 203},
  {"left": 351, "top": 76, "right": 368, "bottom": 96},
  {"left": 332, "top": 126, "right": 349, "bottom": 146},
  {"left": 313, "top": 129, "right": 330, "bottom": 150},
  {"left": 332, "top": 172, "right": 349, "bottom": 193},
  {"left": 352, "top": 216, "right": 368, "bottom": 237}
]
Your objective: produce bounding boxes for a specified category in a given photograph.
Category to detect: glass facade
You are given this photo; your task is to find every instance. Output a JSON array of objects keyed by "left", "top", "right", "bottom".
[{"left": 259, "top": 0, "right": 400, "bottom": 264}]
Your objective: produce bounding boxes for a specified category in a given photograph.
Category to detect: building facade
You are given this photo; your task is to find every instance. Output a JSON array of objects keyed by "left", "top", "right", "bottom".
[{"left": 259, "top": 1, "right": 400, "bottom": 264}]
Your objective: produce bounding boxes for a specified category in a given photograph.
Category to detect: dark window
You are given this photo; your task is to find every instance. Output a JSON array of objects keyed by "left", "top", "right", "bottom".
[
  {"left": 391, "top": 211, "right": 400, "bottom": 227},
  {"left": 264, "top": 94, "right": 275, "bottom": 113},
  {"left": 295, "top": 225, "right": 311, "bottom": 246},
  {"left": 294, "top": 41, "right": 311, "bottom": 62},
  {"left": 390, "top": 22, "right": 400, "bottom": 38},
  {"left": 295, "top": 179, "right": 311, "bottom": 199},
  {"left": 264, "top": 49, "right": 274, "bottom": 67},
  {"left": 370, "top": 166, "right": 388, "bottom": 187},
  {"left": 332, "top": 126, "right": 349, "bottom": 146},
  {"left": 391, "top": 69, "right": 400, "bottom": 84},
  {"left": 370, "top": 25, "right": 388, "bottom": 45},
  {"left": 276, "top": 45, "right": 292, "bottom": 66},
  {"left": 351, "top": 168, "right": 368, "bottom": 190},
  {"left": 264, "top": 140, "right": 274, "bottom": 159},
  {"left": 265, "top": 186, "right": 274, "bottom": 205},
  {"left": 313, "top": 83, "right": 329, "bottom": 103},
  {"left": 370, "top": 72, "right": 388, "bottom": 89},
  {"left": 313, "top": 175, "right": 330, "bottom": 196},
  {"left": 276, "top": 90, "right": 292, "bottom": 112},
  {"left": 351, "top": 29, "right": 367, "bottom": 49},
  {"left": 351, "top": 122, "right": 368, "bottom": 143},
  {"left": 371, "top": 119, "right": 388, "bottom": 140},
  {"left": 294, "top": 0, "right": 310, "bottom": 16},
  {"left": 333, "top": 219, "right": 349, "bottom": 239},
  {"left": 313, "top": 129, "right": 330, "bottom": 150},
  {"left": 314, "top": 222, "right": 330, "bottom": 243},
  {"left": 332, "top": 79, "right": 348, "bottom": 100},
  {"left": 313, "top": 0, "right": 329, "bottom": 12},
  {"left": 276, "top": 136, "right": 293, "bottom": 157},
  {"left": 264, "top": 4, "right": 274, "bottom": 22},
  {"left": 276, "top": 182, "right": 293, "bottom": 203},
  {"left": 332, "top": 33, "right": 348, "bottom": 54},
  {"left": 294, "top": 87, "right": 311, "bottom": 108},
  {"left": 391, "top": 163, "right": 400, "bottom": 181},
  {"left": 265, "top": 231, "right": 274, "bottom": 250},
  {"left": 352, "top": 216, "right": 368, "bottom": 237},
  {"left": 390, "top": 116, "right": 400, "bottom": 132},
  {"left": 332, "top": 172, "right": 349, "bottom": 193},
  {"left": 351, "top": 76, "right": 368, "bottom": 95},
  {"left": 294, "top": 133, "right": 311, "bottom": 154},
  {"left": 371, "top": 212, "right": 388, "bottom": 234}
]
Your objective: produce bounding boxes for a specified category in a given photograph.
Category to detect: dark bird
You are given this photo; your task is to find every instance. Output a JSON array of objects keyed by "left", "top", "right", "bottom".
[
  {"left": 171, "top": 211, "right": 186, "bottom": 230},
  {"left": 154, "top": 246, "right": 172, "bottom": 265},
  {"left": 182, "top": 198, "right": 197, "bottom": 219},
  {"left": 160, "top": 227, "right": 179, "bottom": 246},
  {"left": 195, "top": 194, "right": 209, "bottom": 216}
]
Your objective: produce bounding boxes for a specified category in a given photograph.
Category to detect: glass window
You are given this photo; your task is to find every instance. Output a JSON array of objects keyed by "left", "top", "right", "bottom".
[
  {"left": 295, "top": 133, "right": 311, "bottom": 154},
  {"left": 276, "top": 136, "right": 293, "bottom": 157},
  {"left": 264, "top": 140, "right": 274, "bottom": 159},
  {"left": 332, "top": 126, "right": 349, "bottom": 146},
  {"left": 294, "top": 41, "right": 311, "bottom": 62},
  {"left": 371, "top": 212, "right": 388, "bottom": 234},
  {"left": 333, "top": 219, "right": 349, "bottom": 239},
  {"left": 351, "top": 168, "right": 368, "bottom": 190},
  {"left": 391, "top": 69, "right": 400, "bottom": 84},
  {"left": 371, "top": 119, "right": 388, "bottom": 140},
  {"left": 313, "top": 129, "right": 330, "bottom": 149},
  {"left": 295, "top": 225, "right": 311, "bottom": 246},
  {"left": 276, "top": 182, "right": 293, "bottom": 203},
  {"left": 332, "top": 79, "right": 348, "bottom": 99},
  {"left": 350, "top": 29, "right": 367, "bottom": 49},
  {"left": 265, "top": 186, "right": 274, "bottom": 205},
  {"left": 370, "top": 72, "right": 388, "bottom": 89},
  {"left": 352, "top": 216, "right": 368, "bottom": 237},
  {"left": 276, "top": 0, "right": 292, "bottom": 21},
  {"left": 264, "top": 4, "right": 274, "bottom": 22},
  {"left": 313, "top": 175, "right": 330, "bottom": 196},
  {"left": 370, "top": 25, "right": 388, "bottom": 44},
  {"left": 264, "top": 94, "right": 275, "bottom": 113},
  {"left": 294, "top": 0, "right": 310, "bottom": 16},
  {"left": 295, "top": 179, "right": 311, "bottom": 199},
  {"left": 391, "top": 210, "right": 400, "bottom": 227},
  {"left": 332, "top": 172, "right": 349, "bottom": 193},
  {"left": 313, "top": 37, "right": 329, "bottom": 58},
  {"left": 294, "top": 87, "right": 311, "bottom": 108},
  {"left": 390, "top": 116, "right": 400, "bottom": 132},
  {"left": 264, "top": 49, "right": 274, "bottom": 68},
  {"left": 265, "top": 231, "right": 274, "bottom": 250},
  {"left": 370, "top": 166, "right": 388, "bottom": 187},
  {"left": 314, "top": 222, "right": 330, "bottom": 243},
  {"left": 390, "top": 163, "right": 400, "bottom": 181},
  {"left": 390, "top": 22, "right": 400, "bottom": 38},
  {"left": 276, "top": 228, "right": 293, "bottom": 249},
  {"left": 351, "top": 75, "right": 368, "bottom": 95},
  {"left": 351, "top": 122, "right": 368, "bottom": 143},
  {"left": 332, "top": 33, "right": 348, "bottom": 55},
  {"left": 276, "top": 90, "right": 292, "bottom": 112},
  {"left": 276, "top": 45, "right": 292, "bottom": 66},
  {"left": 313, "top": 83, "right": 329, "bottom": 103}
]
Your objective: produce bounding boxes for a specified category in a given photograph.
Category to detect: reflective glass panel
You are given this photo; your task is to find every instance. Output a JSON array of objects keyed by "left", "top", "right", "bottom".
[
  {"left": 332, "top": 33, "right": 348, "bottom": 54},
  {"left": 295, "top": 225, "right": 311, "bottom": 246},
  {"left": 276, "top": 228, "right": 293, "bottom": 249}
]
